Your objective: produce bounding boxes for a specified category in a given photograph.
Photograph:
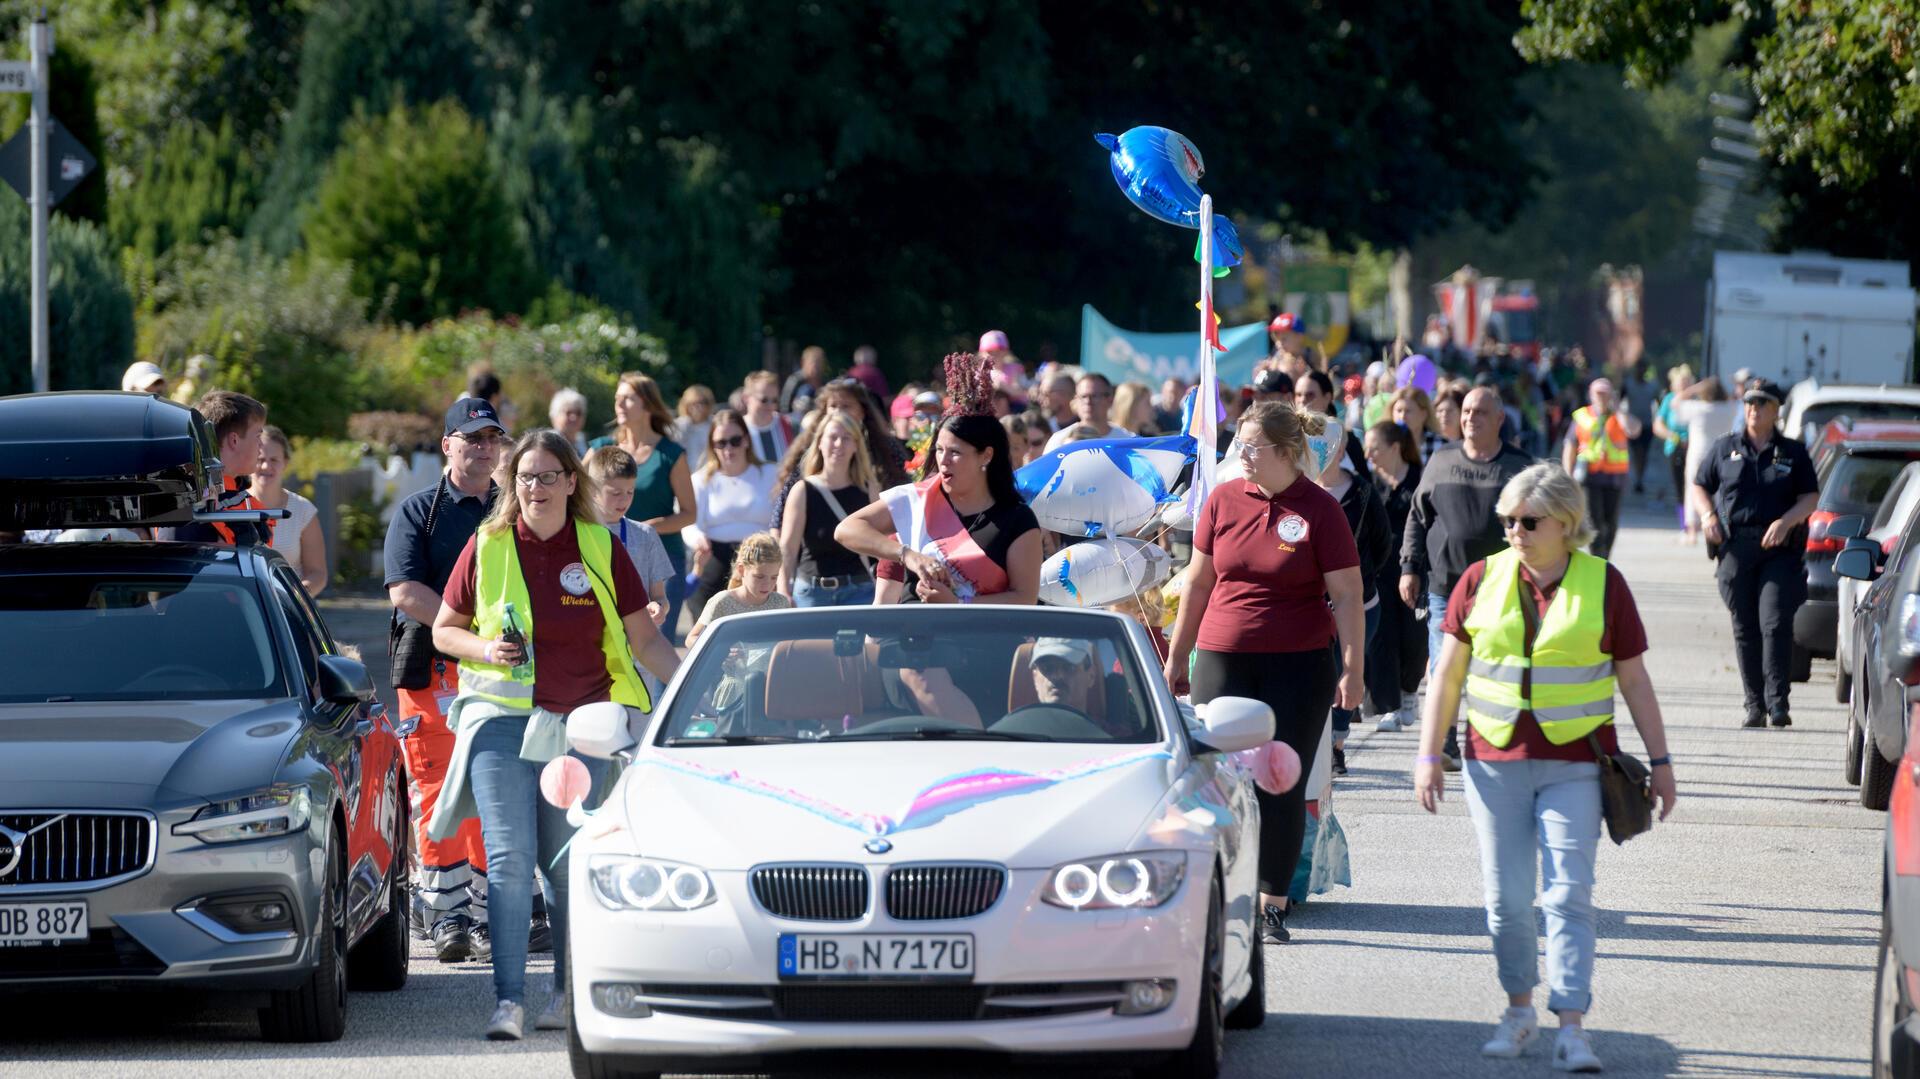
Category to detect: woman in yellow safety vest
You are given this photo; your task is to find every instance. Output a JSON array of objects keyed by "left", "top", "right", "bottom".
[
  {"left": 1413, "top": 462, "right": 1677, "bottom": 1073},
  {"left": 430, "top": 430, "right": 681, "bottom": 1041}
]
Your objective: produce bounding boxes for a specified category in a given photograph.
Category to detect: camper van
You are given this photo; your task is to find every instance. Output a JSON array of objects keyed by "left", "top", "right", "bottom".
[{"left": 1703, "top": 251, "right": 1917, "bottom": 386}]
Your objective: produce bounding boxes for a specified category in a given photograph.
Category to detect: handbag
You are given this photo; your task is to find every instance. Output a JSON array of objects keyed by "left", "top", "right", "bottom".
[
  {"left": 1589, "top": 731, "right": 1654, "bottom": 845},
  {"left": 388, "top": 478, "right": 448, "bottom": 691}
]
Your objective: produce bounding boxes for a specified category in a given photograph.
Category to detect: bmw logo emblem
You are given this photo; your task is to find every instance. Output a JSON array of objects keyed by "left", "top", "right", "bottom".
[{"left": 864, "top": 838, "right": 893, "bottom": 855}]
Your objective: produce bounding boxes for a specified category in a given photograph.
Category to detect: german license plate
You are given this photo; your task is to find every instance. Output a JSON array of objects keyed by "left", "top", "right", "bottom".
[
  {"left": 778, "top": 933, "right": 974, "bottom": 979},
  {"left": 0, "top": 900, "right": 87, "bottom": 947}
]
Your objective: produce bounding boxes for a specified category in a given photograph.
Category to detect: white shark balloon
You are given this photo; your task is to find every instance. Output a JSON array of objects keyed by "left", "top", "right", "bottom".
[
  {"left": 1015, "top": 434, "right": 1196, "bottom": 538},
  {"left": 1039, "top": 536, "right": 1176, "bottom": 608}
]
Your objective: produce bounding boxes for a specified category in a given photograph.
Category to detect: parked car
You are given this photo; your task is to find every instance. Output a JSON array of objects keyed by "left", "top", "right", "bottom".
[
  {"left": 1838, "top": 512, "right": 1920, "bottom": 808},
  {"left": 1872, "top": 694, "right": 1920, "bottom": 1077},
  {"left": 1783, "top": 380, "right": 1920, "bottom": 443},
  {"left": 1796, "top": 423, "right": 1920, "bottom": 664},
  {"left": 1839, "top": 463, "right": 1920, "bottom": 703},
  {"left": 0, "top": 392, "right": 410, "bottom": 1042},
  {"left": 561, "top": 606, "right": 1273, "bottom": 1079}
]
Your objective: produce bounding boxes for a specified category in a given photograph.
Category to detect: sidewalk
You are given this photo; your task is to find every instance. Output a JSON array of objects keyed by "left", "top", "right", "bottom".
[{"left": 1238, "top": 493, "right": 1879, "bottom": 1078}]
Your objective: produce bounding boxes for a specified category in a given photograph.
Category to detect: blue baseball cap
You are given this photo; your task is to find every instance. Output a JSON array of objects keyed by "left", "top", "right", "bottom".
[{"left": 445, "top": 397, "right": 506, "bottom": 437}]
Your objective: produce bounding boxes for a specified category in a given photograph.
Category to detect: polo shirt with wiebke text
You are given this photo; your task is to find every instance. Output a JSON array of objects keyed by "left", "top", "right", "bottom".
[{"left": 1194, "top": 476, "right": 1359, "bottom": 654}]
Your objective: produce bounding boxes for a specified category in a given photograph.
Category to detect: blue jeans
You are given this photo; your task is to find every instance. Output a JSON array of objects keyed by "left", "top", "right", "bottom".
[
  {"left": 1330, "top": 601, "right": 1380, "bottom": 737},
  {"left": 1462, "top": 758, "right": 1602, "bottom": 1014},
  {"left": 662, "top": 553, "right": 688, "bottom": 645},
  {"left": 1428, "top": 591, "right": 1460, "bottom": 755},
  {"left": 468, "top": 716, "right": 607, "bottom": 1004},
  {"left": 792, "top": 577, "right": 876, "bottom": 608}
]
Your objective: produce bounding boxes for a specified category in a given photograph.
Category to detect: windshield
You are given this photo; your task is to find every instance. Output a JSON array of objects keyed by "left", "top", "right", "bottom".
[
  {"left": 1803, "top": 402, "right": 1920, "bottom": 438},
  {"left": 656, "top": 609, "right": 1163, "bottom": 746},
  {"left": 1825, "top": 452, "right": 1920, "bottom": 515},
  {"left": 0, "top": 575, "right": 281, "bottom": 703}
]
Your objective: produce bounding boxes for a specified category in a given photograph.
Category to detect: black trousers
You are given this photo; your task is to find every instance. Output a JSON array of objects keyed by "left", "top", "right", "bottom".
[
  {"left": 1366, "top": 584, "right": 1425, "bottom": 714},
  {"left": 1192, "top": 646, "right": 1337, "bottom": 897},
  {"left": 1666, "top": 444, "right": 1689, "bottom": 507},
  {"left": 1628, "top": 428, "right": 1655, "bottom": 491},
  {"left": 1584, "top": 481, "right": 1623, "bottom": 560},
  {"left": 689, "top": 539, "right": 739, "bottom": 619},
  {"left": 1716, "top": 538, "right": 1808, "bottom": 719}
]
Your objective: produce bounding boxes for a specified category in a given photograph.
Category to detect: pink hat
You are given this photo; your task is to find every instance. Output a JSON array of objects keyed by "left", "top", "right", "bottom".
[
  {"left": 978, "top": 330, "right": 1011, "bottom": 354},
  {"left": 890, "top": 390, "right": 917, "bottom": 420}
]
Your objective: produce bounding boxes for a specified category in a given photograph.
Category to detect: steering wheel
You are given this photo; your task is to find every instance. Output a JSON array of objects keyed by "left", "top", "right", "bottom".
[{"left": 121, "top": 664, "right": 227, "bottom": 692}]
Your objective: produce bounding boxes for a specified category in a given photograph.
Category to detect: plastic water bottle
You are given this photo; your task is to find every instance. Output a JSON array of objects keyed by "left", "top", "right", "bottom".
[{"left": 501, "top": 601, "right": 535, "bottom": 681}]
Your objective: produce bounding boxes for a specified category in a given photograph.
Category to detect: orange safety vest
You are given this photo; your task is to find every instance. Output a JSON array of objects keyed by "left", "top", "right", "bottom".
[
  {"left": 209, "top": 477, "right": 275, "bottom": 546},
  {"left": 1572, "top": 407, "right": 1630, "bottom": 475}
]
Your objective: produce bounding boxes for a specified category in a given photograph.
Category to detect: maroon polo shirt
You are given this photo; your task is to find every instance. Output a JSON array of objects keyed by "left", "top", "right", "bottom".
[
  {"left": 1444, "top": 557, "right": 1646, "bottom": 762},
  {"left": 444, "top": 519, "right": 648, "bottom": 714},
  {"left": 1193, "top": 476, "right": 1359, "bottom": 654}
]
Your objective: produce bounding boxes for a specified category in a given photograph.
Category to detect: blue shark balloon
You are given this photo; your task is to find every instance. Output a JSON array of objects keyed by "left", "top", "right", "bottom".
[
  {"left": 1095, "top": 126, "right": 1243, "bottom": 272},
  {"left": 1016, "top": 434, "right": 1198, "bottom": 538}
]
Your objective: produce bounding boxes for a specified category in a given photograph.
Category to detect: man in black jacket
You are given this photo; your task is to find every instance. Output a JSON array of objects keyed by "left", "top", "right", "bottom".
[{"left": 1398, "top": 387, "right": 1535, "bottom": 767}]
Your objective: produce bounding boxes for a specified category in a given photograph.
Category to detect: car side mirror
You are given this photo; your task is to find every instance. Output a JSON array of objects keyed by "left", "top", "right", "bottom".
[
  {"left": 1835, "top": 545, "right": 1879, "bottom": 582},
  {"left": 1828, "top": 514, "right": 1869, "bottom": 542},
  {"left": 566, "top": 700, "right": 637, "bottom": 759},
  {"left": 1189, "top": 696, "right": 1275, "bottom": 755},
  {"left": 315, "top": 655, "right": 376, "bottom": 706}
]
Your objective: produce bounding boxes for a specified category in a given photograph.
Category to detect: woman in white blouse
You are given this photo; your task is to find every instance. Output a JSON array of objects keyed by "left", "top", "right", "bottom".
[
  {"left": 685, "top": 408, "right": 778, "bottom": 615},
  {"left": 255, "top": 426, "right": 329, "bottom": 595}
]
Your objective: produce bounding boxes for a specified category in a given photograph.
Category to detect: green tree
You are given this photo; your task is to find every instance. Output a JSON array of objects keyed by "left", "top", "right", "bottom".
[
  {"left": 301, "top": 100, "right": 537, "bottom": 325},
  {"left": 247, "top": 0, "right": 482, "bottom": 252},
  {"left": 112, "top": 119, "right": 261, "bottom": 264},
  {"left": 0, "top": 195, "right": 133, "bottom": 395}
]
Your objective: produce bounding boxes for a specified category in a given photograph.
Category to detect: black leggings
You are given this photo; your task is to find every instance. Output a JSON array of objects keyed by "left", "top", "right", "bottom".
[
  {"left": 1192, "top": 646, "right": 1337, "bottom": 896},
  {"left": 690, "top": 540, "right": 739, "bottom": 619}
]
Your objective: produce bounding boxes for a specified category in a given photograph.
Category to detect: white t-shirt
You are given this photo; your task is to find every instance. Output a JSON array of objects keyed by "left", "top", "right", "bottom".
[
  {"left": 1041, "top": 424, "right": 1133, "bottom": 454},
  {"left": 268, "top": 490, "right": 319, "bottom": 568},
  {"left": 1679, "top": 400, "right": 1742, "bottom": 483},
  {"left": 686, "top": 463, "right": 777, "bottom": 548}
]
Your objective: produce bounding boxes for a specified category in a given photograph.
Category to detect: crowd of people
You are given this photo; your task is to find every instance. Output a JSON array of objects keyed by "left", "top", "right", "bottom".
[{"left": 67, "top": 319, "right": 1822, "bottom": 1069}]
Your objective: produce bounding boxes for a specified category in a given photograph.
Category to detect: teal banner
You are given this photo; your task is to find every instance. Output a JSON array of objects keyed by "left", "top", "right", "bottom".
[{"left": 1078, "top": 304, "right": 1267, "bottom": 387}]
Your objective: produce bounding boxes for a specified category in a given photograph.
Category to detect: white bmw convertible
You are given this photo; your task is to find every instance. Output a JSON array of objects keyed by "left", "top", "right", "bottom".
[{"left": 560, "top": 606, "right": 1274, "bottom": 1078}]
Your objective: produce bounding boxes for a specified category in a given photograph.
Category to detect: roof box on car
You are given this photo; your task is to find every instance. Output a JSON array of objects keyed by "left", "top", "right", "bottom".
[{"left": 0, "top": 392, "right": 222, "bottom": 530}]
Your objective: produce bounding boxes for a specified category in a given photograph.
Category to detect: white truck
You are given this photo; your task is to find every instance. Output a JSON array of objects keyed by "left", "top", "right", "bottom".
[{"left": 1703, "top": 251, "right": 1916, "bottom": 385}]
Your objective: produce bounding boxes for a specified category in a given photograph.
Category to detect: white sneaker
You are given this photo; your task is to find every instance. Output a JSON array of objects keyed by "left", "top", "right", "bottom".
[
  {"left": 484, "top": 999, "right": 525, "bottom": 1041},
  {"left": 1481, "top": 1006, "right": 1538, "bottom": 1058},
  {"left": 534, "top": 988, "right": 568, "bottom": 1031},
  {"left": 1553, "top": 1025, "right": 1603, "bottom": 1072},
  {"left": 1374, "top": 712, "right": 1404, "bottom": 732}
]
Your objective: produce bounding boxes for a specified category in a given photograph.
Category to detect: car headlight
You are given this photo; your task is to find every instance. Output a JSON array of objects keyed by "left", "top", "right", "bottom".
[
  {"left": 174, "top": 787, "right": 313, "bottom": 844},
  {"left": 589, "top": 855, "right": 716, "bottom": 911},
  {"left": 1042, "top": 851, "right": 1186, "bottom": 910}
]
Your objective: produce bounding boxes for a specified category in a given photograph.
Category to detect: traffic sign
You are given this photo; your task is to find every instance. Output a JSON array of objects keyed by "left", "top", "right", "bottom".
[
  {"left": 0, "top": 62, "right": 28, "bottom": 94},
  {"left": 0, "top": 117, "right": 96, "bottom": 206}
]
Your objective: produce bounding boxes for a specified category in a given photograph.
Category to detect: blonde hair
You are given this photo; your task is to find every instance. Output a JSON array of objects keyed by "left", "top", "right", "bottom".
[
  {"left": 583, "top": 444, "right": 637, "bottom": 482},
  {"left": 728, "top": 531, "right": 783, "bottom": 587},
  {"left": 801, "top": 409, "right": 877, "bottom": 491},
  {"left": 614, "top": 372, "right": 676, "bottom": 440},
  {"left": 1108, "top": 588, "right": 1167, "bottom": 628},
  {"left": 1496, "top": 462, "right": 1596, "bottom": 550},
  {"left": 743, "top": 370, "right": 780, "bottom": 395},
  {"left": 1111, "top": 380, "right": 1152, "bottom": 431},
  {"left": 1392, "top": 386, "right": 1433, "bottom": 421},
  {"left": 481, "top": 430, "right": 599, "bottom": 537},
  {"left": 677, "top": 383, "right": 715, "bottom": 419},
  {"left": 1238, "top": 400, "right": 1327, "bottom": 464}
]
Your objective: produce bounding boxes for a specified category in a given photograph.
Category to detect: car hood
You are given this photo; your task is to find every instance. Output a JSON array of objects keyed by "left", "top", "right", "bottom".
[
  {"left": 614, "top": 742, "right": 1180, "bottom": 871},
  {"left": 0, "top": 699, "right": 303, "bottom": 808}
]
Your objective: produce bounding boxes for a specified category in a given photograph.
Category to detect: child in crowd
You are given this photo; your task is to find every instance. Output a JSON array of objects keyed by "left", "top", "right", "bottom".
[
  {"left": 1107, "top": 588, "right": 1170, "bottom": 666},
  {"left": 585, "top": 446, "right": 671, "bottom": 627},
  {"left": 688, "top": 531, "right": 791, "bottom": 644}
]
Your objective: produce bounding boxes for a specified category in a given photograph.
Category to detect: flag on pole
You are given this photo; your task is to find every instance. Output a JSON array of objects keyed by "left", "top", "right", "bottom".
[{"left": 1183, "top": 194, "right": 1221, "bottom": 522}]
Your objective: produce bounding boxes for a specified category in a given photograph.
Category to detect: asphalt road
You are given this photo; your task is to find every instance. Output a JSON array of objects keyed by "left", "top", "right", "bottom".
[{"left": 5, "top": 496, "right": 1881, "bottom": 1078}]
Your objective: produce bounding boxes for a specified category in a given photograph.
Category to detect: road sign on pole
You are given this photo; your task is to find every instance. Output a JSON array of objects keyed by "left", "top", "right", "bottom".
[
  {"left": 0, "top": 61, "right": 30, "bottom": 94},
  {"left": 0, "top": 117, "right": 98, "bottom": 206},
  {"left": 30, "top": 14, "right": 50, "bottom": 395}
]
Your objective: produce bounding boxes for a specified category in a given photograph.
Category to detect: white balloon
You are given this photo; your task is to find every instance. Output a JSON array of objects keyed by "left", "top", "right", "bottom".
[
  {"left": 1026, "top": 448, "right": 1159, "bottom": 538},
  {"left": 1160, "top": 501, "right": 1194, "bottom": 530},
  {"left": 1039, "top": 537, "right": 1177, "bottom": 608}
]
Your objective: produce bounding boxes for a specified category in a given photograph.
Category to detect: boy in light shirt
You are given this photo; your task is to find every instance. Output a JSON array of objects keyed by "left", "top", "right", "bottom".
[{"left": 584, "top": 446, "right": 671, "bottom": 627}]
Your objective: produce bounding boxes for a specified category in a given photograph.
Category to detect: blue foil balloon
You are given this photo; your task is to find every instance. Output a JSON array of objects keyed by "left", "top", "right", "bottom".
[{"left": 1095, "top": 126, "right": 1243, "bottom": 272}]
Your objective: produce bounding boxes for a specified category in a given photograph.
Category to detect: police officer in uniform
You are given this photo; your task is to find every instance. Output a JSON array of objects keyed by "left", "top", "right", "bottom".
[{"left": 1689, "top": 379, "right": 1818, "bottom": 728}]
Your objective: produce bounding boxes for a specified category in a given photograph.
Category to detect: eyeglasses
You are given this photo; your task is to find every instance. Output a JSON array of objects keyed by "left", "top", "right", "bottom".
[
  {"left": 755, "top": 396, "right": 780, "bottom": 406},
  {"left": 1501, "top": 515, "right": 1544, "bottom": 532},
  {"left": 455, "top": 432, "right": 506, "bottom": 447},
  {"left": 515, "top": 469, "right": 566, "bottom": 488},
  {"left": 1236, "top": 440, "right": 1277, "bottom": 457},
  {"left": 715, "top": 435, "right": 747, "bottom": 449}
]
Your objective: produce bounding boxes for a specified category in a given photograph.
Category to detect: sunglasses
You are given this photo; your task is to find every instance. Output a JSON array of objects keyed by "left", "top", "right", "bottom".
[
  {"left": 1501, "top": 515, "right": 1545, "bottom": 532},
  {"left": 755, "top": 396, "right": 780, "bottom": 406},
  {"left": 515, "top": 469, "right": 566, "bottom": 488},
  {"left": 455, "top": 431, "right": 506, "bottom": 447},
  {"left": 715, "top": 435, "right": 748, "bottom": 449}
]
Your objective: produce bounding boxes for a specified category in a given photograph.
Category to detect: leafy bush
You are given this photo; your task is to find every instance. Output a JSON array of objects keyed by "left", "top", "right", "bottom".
[
  {"left": 132, "top": 237, "right": 370, "bottom": 437},
  {"left": 113, "top": 118, "right": 262, "bottom": 265},
  {"left": 301, "top": 99, "right": 536, "bottom": 325},
  {"left": 288, "top": 436, "right": 367, "bottom": 488},
  {"left": 0, "top": 195, "right": 133, "bottom": 395},
  {"left": 347, "top": 411, "right": 439, "bottom": 457}
]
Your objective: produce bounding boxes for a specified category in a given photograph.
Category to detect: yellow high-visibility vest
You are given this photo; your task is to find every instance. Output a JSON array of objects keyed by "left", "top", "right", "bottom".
[{"left": 1462, "top": 548, "right": 1614, "bottom": 748}]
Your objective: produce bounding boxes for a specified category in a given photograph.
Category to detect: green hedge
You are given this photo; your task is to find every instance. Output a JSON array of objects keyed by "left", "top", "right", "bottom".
[{"left": 0, "top": 196, "right": 133, "bottom": 395}]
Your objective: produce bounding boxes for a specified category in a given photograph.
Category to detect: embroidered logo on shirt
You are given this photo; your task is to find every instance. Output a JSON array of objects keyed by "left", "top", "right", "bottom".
[
  {"left": 1276, "top": 513, "right": 1310, "bottom": 544},
  {"left": 559, "top": 562, "right": 593, "bottom": 596}
]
